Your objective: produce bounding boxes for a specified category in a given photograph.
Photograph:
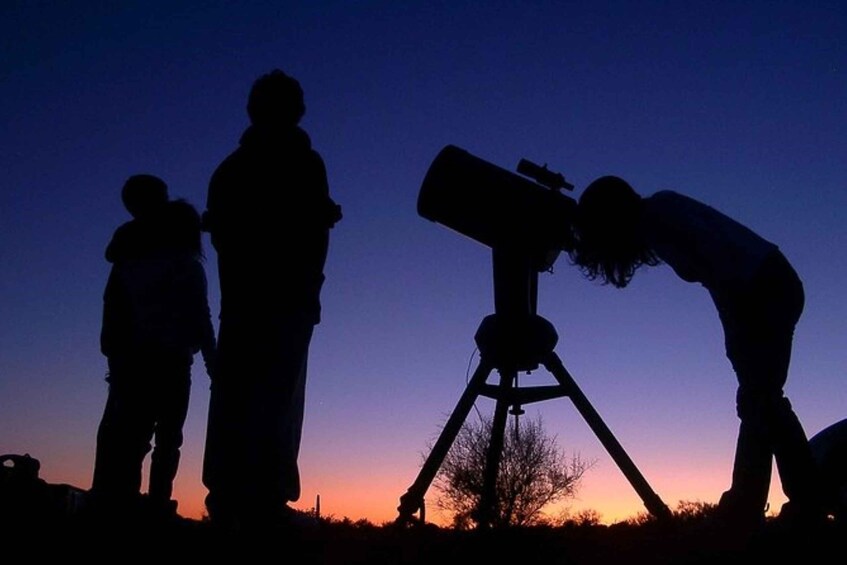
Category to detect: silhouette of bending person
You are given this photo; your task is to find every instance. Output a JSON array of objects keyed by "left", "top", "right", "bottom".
[
  {"left": 201, "top": 69, "right": 342, "bottom": 527},
  {"left": 568, "top": 176, "right": 823, "bottom": 530},
  {"left": 91, "top": 175, "right": 216, "bottom": 519}
]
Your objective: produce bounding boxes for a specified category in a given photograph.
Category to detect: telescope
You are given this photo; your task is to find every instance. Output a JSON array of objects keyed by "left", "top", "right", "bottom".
[
  {"left": 417, "top": 145, "right": 577, "bottom": 273},
  {"left": 397, "top": 145, "right": 672, "bottom": 528}
]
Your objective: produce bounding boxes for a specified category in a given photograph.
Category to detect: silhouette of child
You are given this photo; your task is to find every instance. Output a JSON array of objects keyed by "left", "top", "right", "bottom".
[
  {"left": 568, "top": 176, "right": 823, "bottom": 531},
  {"left": 91, "top": 175, "right": 216, "bottom": 520}
]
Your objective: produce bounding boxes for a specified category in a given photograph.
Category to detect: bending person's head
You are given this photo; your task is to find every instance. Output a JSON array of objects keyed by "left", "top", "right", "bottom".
[
  {"left": 247, "top": 69, "right": 305, "bottom": 128},
  {"left": 568, "top": 175, "right": 659, "bottom": 288}
]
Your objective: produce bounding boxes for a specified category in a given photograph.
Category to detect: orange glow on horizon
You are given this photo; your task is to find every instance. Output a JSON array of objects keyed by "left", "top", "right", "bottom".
[
  {"left": 38, "top": 438, "right": 789, "bottom": 526},
  {"left": 166, "top": 463, "right": 790, "bottom": 526}
]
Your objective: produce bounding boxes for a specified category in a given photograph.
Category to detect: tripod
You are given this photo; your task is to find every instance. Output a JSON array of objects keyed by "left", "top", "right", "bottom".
[{"left": 396, "top": 249, "right": 672, "bottom": 528}]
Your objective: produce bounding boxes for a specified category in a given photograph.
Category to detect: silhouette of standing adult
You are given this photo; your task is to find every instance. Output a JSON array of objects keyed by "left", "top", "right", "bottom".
[
  {"left": 92, "top": 175, "right": 216, "bottom": 520},
  {"left": 201, "top": 69, "right": 342, "bottom": 527},
  {"left": 567, "top": 176, "right": 824, "bottom": 531}
]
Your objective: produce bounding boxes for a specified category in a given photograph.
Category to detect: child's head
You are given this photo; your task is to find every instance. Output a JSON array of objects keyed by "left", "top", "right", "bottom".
[
  {"left": 568, "top": 176, "right": 659, "bottom": 288},
  {"left": 247, "top": 69, "right": 306, "bottom": 127},
  {"left": 121, "top": 174, "right": 169, "bottom": 219}
]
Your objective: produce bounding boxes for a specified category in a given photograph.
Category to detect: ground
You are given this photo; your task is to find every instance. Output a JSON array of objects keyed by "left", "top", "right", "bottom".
[{"left": 8, "top": 511, "right": 842, "bottom": 564}]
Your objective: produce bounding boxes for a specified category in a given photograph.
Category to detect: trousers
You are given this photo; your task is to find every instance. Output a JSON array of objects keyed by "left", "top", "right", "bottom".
[
  {"left": 91, "top": 353, "right": 192, "bottom": 508},
  {"left": 202, "top": 313, "right": 314, "bottom": 523},
  {"left": 714, "top": 251, "right": 817, "bottom": 515}
]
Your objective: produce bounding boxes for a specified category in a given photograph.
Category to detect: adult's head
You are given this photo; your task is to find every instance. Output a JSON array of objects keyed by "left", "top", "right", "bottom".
[
  {"left": 247, "top": 69, "right": 306, "bottom": 127},
  {"left": 121, "top": 174, "right": 169, "bottom": 219},
  {"left": 568, "top": 175, "right": 659, "bottom": 288}
]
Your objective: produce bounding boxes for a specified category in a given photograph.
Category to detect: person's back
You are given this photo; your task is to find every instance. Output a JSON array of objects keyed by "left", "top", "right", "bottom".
[
  {"left": 202, "top": 69, "right": 341, "bottom": 527},
  {"left": 92, "top": 181, "right": 215, "bottom": 520},
  {"left": 109, "top": 199, "right": 215, "bottom": 361},
  {"left": 204, "top": 72, "right": 341, "bottom": 324},
  {"left": 640, "top": 190, "right": 780, "bottom": 303}
]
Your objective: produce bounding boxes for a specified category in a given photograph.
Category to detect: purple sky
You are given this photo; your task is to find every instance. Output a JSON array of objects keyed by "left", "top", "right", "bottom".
[{"left": 2, "top": 1, "right": 845, "bottom": 523}]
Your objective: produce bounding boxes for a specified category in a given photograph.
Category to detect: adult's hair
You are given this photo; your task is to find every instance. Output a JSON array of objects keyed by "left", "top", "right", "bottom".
[
  {"left": 246, "top": 69, "right": 305, "bottom": 127},
  {"left": 122, "top": 174, "right": 169, "bottom": 219},
  {"left": 568, "top": 175, "right": 660, "bottom": 288}
]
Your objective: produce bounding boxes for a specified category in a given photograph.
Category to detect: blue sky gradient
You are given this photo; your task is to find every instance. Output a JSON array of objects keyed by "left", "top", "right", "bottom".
[{"left": 2, "top": 1, "right": 844, "bottom": 523}]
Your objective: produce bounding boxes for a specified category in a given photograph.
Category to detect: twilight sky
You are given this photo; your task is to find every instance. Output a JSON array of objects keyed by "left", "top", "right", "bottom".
[{"left": 2, "top": 1, "right": 845, "bottom": 525}]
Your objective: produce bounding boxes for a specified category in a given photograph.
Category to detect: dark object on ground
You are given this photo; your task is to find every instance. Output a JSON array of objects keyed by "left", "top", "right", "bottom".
[
  {"left": 809, "top": 418, "right": 847, "bottom": 521},
  {"left": 0, "top": 453, "right": 88, "bottom": 527}
]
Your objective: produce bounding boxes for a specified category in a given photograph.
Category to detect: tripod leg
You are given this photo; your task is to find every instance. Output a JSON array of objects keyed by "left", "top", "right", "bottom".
[
  {"left": 396, "top": 359, "right": 495, "bottom": 524},
  {"left": 476, "top": 368, "right": 515, "bottom": 529},
  {"left": 543, "top": 352, "right": 673, "bottom": 522}
]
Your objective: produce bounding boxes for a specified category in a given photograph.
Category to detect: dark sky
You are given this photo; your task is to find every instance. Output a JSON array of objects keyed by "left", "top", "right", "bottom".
[{"left": 2, "top": 1, "right": 845, "bottom": 523}]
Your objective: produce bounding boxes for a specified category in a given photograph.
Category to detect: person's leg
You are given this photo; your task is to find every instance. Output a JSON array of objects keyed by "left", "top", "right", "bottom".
[
  {"left": 202, "top": 320, "right": 248, "bottom": 524},
  {"left": 717, "top": 253, "right": 817, "bottom": 523},
  {"left": 91, "top": 362, "right": 154, "bottom": 516},
  {"left": 202, "top": 382, "right": 235, "bottom": 523},
  {"left": 721, "top": 389, "right": 774, "bottom": 520},
  {"left": 148, "top": 357, "right": 192, "bottom": 506},
  {"left": 277, "top": 329, "right": 311, "bottom": 503},
  {"left": 768, "top": 397, "right": 816, "bottom": 501},
  {"left": 244, "top": 318, "right": 314, "bottom": 522}
]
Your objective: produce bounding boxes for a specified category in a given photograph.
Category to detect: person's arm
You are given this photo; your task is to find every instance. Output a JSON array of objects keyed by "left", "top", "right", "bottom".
[
  {"left": 311, "top": 151, "right": 342, "bottom": 228},
  {"left": 100, "top": 264, "right": 132, "bottom": 371},
  {"left": 105, "top": 223, "right": 133, "bottom": 262},
  {"left": 203, "top": 158, "right": 233, "bottom": 251},
  {"left": 195, "top": 264, "right": 217, "bottom": 380}
]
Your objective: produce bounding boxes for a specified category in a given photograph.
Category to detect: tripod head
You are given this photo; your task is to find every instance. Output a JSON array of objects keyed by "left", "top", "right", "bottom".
[{"left": 416, "top": 145, "right": 576, "bottom": 370}]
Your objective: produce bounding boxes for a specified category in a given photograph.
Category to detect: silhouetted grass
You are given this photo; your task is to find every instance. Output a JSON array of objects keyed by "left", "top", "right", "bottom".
[{"left": 10, "top": 507, "right": 842, "bottom": 564}]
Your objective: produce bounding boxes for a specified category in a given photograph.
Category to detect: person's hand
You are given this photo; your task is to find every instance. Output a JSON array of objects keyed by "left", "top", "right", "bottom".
[{"left": 326, "top": 201, "right": 342, "bottom": 227}]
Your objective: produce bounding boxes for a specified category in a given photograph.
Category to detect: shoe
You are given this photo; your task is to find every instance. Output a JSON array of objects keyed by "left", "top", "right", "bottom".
[
  {"left": 253, "top": 504, "right": 319, "bottom": 530},
  {"left": 143, "top": 496, "right": 179, "bottom": 522},
  {"left": 278, "top": 505, "right": 319, "bottom": 528},
  {"left": 714, "top": 491, "right": 766, "bottom": 529},
  {"left": 697, "top": 490, "right": 767, "bottom": 547}
]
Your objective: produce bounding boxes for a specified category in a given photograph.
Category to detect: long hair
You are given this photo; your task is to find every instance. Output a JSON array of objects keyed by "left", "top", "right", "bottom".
[
  {"left": 567, "top": 176, "right": 660, "bottom": 288},
  {"left": 166, "top": 199, "right": 204, "bottom": 259}
]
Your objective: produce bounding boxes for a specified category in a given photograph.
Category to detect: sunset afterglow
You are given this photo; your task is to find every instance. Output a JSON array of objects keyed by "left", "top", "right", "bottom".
[{"left": 2, "top": 2, "right": 844, "bottom": 529}]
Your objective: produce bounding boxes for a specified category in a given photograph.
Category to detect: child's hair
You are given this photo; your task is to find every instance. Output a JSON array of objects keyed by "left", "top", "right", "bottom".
[
  {"left": 122, "top": 174, "right": 169, "bottom": 219},
  {"left": 568, "top": 176, "right": 660, "bottom": 288},
  {"left": 247, "top": 69, "right": 305, "bottom": 127},
  {"left": 166, "top": 199, "right": 203, "bottom": 257}
]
